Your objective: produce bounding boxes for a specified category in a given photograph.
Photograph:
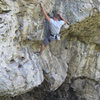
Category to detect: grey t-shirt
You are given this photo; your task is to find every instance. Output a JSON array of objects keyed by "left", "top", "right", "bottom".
[{"left": 49, "top": 18, "right": 64, "bottom": 35}]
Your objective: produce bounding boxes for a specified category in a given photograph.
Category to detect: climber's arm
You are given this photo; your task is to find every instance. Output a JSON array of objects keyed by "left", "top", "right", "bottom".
[
  {"left": 40, "top": 2, "right": 50, "bottom": 22},
  {"left": 59, "top": 14, "right": 66, "bottom": 24}
]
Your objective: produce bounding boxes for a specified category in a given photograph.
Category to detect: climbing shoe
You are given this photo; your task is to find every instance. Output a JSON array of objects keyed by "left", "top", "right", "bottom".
[{"left": 34, "top": 52, "right": 40, "bottom": 56}]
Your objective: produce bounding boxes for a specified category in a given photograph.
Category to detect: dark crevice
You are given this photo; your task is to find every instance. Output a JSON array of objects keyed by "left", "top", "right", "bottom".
[
  {"left": 10, "top": 59, "right": 15, "bottom": 63},
  {"left": 71, "top": 76, "right": 100, "bottom": 84},
  {"left": 0, "top": 10, "right": 11, "bottom": 14},
  {"left": 18, "top": 64, "right": 23, "bottom": 68}
]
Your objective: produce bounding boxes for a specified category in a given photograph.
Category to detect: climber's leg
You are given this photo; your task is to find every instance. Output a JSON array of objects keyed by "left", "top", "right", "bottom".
[
  {"left": 34, "top": 36, "right": 55, "bottom": 55},
  {"left": 40, "top": 43, "right": 46, "bottom": 55},
  {"left": 39, "top": 36, "right": 56, "bottom": 54},
  {"left": 39, "top": 37, "right": 49, "bottom": 55},
  {"left": 34, "top": 43, "right": 46, "bottom": 56}
]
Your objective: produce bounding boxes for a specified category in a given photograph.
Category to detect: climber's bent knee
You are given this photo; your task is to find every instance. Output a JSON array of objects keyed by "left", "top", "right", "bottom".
[
  {"left": 43, "top": 38, "right": 49, "bottom": 45},
  {"left": 43, "top": 36, "right": 56, "bottom": 45}
]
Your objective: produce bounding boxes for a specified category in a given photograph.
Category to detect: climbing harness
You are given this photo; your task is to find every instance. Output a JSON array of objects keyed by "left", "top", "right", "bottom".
[{"left": 50, "top": 33, "right": 61, "bottom": 40}]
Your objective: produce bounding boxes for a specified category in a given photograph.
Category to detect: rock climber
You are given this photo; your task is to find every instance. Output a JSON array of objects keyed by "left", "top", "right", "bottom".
[{"left": 35, "top": 2, "right": 66, "bottom": 55}]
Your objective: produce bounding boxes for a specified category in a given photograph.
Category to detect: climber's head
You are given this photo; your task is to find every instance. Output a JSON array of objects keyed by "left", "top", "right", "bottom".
[{"left": 53, "top": 13, "right": 60, "bottom": 21}]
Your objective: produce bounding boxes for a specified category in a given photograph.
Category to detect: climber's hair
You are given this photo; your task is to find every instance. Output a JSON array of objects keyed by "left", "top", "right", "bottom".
[{"left": 53, "top": 13, "right": 60, "bottom": 19}]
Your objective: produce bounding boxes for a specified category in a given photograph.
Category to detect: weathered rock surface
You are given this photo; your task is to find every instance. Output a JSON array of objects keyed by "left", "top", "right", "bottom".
[{"left": 0, "top": 0, "right": 100, "bottom": 100}]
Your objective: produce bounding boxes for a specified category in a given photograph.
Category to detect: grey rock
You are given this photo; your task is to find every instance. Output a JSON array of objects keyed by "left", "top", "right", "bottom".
[{"left": 0, "top": 0, "right": 100, "bottom": 100}]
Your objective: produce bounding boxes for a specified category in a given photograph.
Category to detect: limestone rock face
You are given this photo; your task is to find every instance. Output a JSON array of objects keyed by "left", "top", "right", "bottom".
[{"left": 0, "top": 0, "right": 100, "bottom": 99}]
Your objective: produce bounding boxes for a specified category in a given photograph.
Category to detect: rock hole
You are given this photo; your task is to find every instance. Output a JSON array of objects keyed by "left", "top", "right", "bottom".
[
  {"left": 68, "top": 87, "right": 78, "bottom": 100},
  {"left": 15, "top": 30, "right": 19, "bottom": 35},
  {"left": 0, "top": 18, "right": 2, "bottom": 23},
  {"left": 65, "top": 47, "right": 68, "bottom": 49},
  {"left": 20, "top": 57, "right": 25, "bottom": 61},
  {"left": 1, "top": 10, "right": 11, "bottom": 14},
  {"left": 10, "top": 59, "right": 15, "bottom": 63},
  {"left": 0, "top": 18, "right": 2, "bottom": 21},
  {"left": 18, "top": 64, "right": 22, "bottom": 68},
  {"left": 19, "top": 25, "right": 23, "bottom": 31},
  {"left": 67, "top": 63, "right": 69, "bottom": 66},
  {"left": 13, "top": 37, "right": 18, "bottom": 44},
  {"left": 12, "top": 0, "right": 16, "bottom": 1},
  {"left": 1, "top": 34, "right": 5, "bottom": 37}
]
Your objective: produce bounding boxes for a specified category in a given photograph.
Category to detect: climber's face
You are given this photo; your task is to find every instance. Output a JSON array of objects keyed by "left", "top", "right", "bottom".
[
  {"left": 53, "top": 13, "right": 60, "bottom": 21},
  {"left": 53, "top": 17, "right": 59, "bottom": 21}
]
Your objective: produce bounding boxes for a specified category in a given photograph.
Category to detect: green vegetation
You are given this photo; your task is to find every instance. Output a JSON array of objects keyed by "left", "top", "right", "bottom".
[{"left": 62, "top": 13, "right": 100, "bottom": 45}]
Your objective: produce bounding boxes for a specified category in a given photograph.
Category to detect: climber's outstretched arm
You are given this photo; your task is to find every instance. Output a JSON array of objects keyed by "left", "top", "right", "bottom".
[
  {"left": 40, "top": 2, "right": 50, "bottom": 22},
  {"left": 59, "top": 14, "right": 66, "bottom": 24}
]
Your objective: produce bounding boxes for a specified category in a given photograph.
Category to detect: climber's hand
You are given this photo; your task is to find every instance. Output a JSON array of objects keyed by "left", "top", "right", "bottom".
[
  {"left": 40, "top": 2, "right": 44, "bottom": 8},
  {"left": 58, "top": 13, "right": 62, "bottom": 17},
  {"left": 58, "top": 13, "right": 67, "bottom": 24}
]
